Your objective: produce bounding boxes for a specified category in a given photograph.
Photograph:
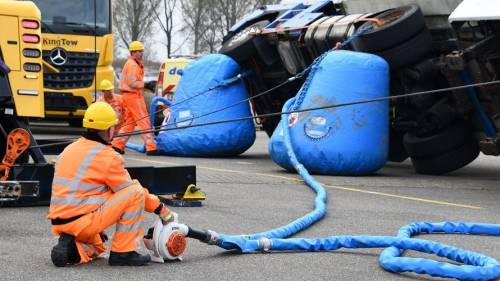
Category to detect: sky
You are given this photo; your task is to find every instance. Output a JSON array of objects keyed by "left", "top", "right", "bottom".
[{"left": 149, "top": 0, "right": 313, "bottom": 61}]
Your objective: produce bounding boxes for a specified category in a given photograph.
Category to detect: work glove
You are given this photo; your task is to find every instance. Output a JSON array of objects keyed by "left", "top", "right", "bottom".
[{"left": 158, "top": 204, "right": 177, "bottom": 225}]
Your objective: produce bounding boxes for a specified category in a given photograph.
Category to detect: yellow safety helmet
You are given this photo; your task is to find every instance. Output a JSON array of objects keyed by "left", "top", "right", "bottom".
[
  {"left": 129, "top": 41, "right": 144, "bottom": 52},
  {"left": 83, "top": 102, "right": 118, "bottom": 130},
  {"left": 99, "top": 79, "right": 114, "bottom": 91}
]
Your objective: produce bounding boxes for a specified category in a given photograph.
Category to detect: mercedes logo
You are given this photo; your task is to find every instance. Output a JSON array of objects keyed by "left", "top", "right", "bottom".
[{"left": 50, "top": 48, "right": 68, "bottom": 66}]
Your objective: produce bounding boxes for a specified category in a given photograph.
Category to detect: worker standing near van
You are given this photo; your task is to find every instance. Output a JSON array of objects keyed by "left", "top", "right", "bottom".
[
  {"left": 98, "top": 80, "right": 125, "bottom": 131},
  {"left": 112, "top": 41, "right": 158, "bottom": 155},
  {"left": 48, "top": 102, "right": 175, "bottom": 267}
]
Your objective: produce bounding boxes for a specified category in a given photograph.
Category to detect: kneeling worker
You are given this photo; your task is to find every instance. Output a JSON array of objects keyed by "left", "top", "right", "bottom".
[{"left": 48, "top": 102, "right": 175, "bottom": 267}]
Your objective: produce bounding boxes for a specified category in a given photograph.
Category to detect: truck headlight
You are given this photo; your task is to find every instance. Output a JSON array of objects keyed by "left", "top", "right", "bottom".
[
  {"left": 23, "top": 49, "right": 41, "bottom": 58},
  {"left": 23, "top": 63, "right": 41, "bottom": 72}
]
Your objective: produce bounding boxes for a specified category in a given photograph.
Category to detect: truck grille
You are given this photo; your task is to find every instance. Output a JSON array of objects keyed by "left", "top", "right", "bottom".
[
  {"left": 44, "top": 92, "right": 87, "bottom": 112},
  {"left": 42, "top": 51, "right": 98, "bottom": 90}
]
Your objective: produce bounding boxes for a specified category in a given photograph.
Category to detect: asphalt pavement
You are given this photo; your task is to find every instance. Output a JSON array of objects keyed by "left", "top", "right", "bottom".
[{"left": 1, "top": 131, "right": 499, "bottom": 281}]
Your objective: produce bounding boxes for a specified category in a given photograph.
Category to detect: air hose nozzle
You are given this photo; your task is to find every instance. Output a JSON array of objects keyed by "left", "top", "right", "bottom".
[{"left": 187, "top": 227, "right": 219, "bottom": 245}]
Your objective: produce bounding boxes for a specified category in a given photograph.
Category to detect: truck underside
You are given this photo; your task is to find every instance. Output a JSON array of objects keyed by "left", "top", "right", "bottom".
[{"left": 219, "top": 0, "right": 500, "bottom": 175}]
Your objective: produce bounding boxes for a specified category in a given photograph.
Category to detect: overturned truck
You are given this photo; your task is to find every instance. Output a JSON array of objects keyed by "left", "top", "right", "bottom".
[{"left": 219, "top": 0, "right": 500, "bottom": 175}]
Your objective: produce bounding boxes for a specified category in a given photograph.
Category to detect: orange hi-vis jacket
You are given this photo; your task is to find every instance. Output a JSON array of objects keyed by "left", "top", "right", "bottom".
[
  {"left": 48, "top": 136, "right": 163, "bottom": 263},
  {"left": 119, "top": 57, "right": 144, "bottom": 94},
  {"left": 48, "top": 137, "right": 160, "bottom": 220},
  {"left": 98, "top": 93, "right": 125, "bottom": 129}
]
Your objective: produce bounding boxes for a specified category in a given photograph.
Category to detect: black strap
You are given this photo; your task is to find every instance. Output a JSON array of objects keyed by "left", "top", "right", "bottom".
[{"left": 51, "top": 214, "right": 84, "bottom": 225}]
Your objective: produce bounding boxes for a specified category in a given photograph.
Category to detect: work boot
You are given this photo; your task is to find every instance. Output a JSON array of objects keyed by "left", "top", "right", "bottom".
[
  {"left": 113, "top": 146, "right": 125, "bottom": 155},
  {"left": 51, "top": 233, "right": 81, "bottom": 267},
  {"left": 108, "top": 251, "right": 151, "bottom": 266},
  {"left": 146, "top": 150, "right": 161, "bottom": 156}
]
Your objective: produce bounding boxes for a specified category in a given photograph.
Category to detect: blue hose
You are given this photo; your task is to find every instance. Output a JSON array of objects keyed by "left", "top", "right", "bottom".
[
  {"left": 215, "top": 99, "right": 500, "bottom": 280},
  {"left": 122, "top": 97, "right": 173, "bottom": 154},
  {"left": 125, "top": 142, "right": 145, "bottom": 153},
  {"left": 149, "top": 96, "right": 172, "bottom": 127}
]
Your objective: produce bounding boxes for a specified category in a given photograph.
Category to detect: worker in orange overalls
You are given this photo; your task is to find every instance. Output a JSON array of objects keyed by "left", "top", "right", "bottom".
[
  {"left": 97, "top": 79, "right": 125, "bottom": 132},
  {"left": 48, "top": 102, "right": 175, "bottom": 267},
  {"left": 111, "top": 41, "right": 158, "bottom": 155}
]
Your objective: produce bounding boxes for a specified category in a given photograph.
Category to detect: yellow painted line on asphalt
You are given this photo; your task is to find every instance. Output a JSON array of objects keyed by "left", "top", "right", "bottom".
[{"left": 126, "top": 157, "right": 483, "bottom": 210}]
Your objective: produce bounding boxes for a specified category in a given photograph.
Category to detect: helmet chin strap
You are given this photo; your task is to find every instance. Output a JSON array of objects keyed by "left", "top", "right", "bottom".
[{"left": 97, "top": 127, "right": 115, "bottom": 143}]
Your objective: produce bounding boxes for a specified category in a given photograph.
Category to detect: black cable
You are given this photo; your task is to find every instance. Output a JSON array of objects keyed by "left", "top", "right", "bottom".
[
  {"left": 117, "top": 78, "right": 500, "bottom": 137},
  {"left": 156, "top": 76, "right": 300, "bottom": 130},
  {"left": 118, "top": 71, "right": 253, "bottom": 129},
  {"left": 116, "top": 69, "right": 308, "bottom": 137},
  {"left": 31, "top": 140, "right": 74, "bottom": 149},
  {"left": 32, "top": 78, "right": 500, "bottom": 148}
]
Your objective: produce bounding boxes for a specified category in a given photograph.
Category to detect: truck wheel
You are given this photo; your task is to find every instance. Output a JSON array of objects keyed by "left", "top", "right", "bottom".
[
  {"left": 388, "top": 130, "right": 408, "bottom": 162},
  {"left": 403, "top": 121, "right": 470, "bottom": 159},
  {"left": 410, "top": 140, "right": 480, "bottom": 175},
  {"left": 375, "top": 28, "right": 432, "bottom": 69},
  {"left": 352, "top": 5, "right": 426, "bottom": 52},
  {"left": 219, "top": 21, "right": 269, "bottom": 65}
]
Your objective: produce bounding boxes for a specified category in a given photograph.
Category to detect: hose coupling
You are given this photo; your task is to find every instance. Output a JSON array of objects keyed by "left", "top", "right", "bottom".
[
  {"left": 259, "top": 237, "right": 271, "bottom": 253},
  {"left": 206, "top": 230, "right": 219, "bottom": 245}
]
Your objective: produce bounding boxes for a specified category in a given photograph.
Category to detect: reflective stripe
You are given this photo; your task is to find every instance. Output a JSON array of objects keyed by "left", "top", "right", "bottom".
[
  {"left": 83, "top": 243, "right": 97, "bottom": 257},
  {"left": 80, "top": 183, "right": 108, "bottom": 193},
  {"left": 113, "top": 179, "right": 133, "bottom": 192},
  {"left": 116, "top": 197, "right": 144, "bottom": 233},
  {"left": 50, "top": 196, "right": 107, "bottom": 206},
  {"left": 52, "top": 177, "right": 72, "bottom": 186},
  {"left": 116, "top": 213, "right": 143, "bottom": 233},
  {"left": 130, "top": 81, "right": 142, "bottom": 88},
  {"left": 53, "top": 178, "right": 107, "bottom": 193},
  {"left": 122, "top": 209, "right": 141, "bottom": 220},
  {"left": 52, "top": 143, "right": 106, "bottom": 204},
  {"left": 101, "top": 187, "right": 140, "bottom": 210}
]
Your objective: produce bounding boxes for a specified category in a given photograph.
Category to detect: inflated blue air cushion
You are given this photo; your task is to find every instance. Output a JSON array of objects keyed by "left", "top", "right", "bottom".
[
  {"left": 156, "top": 54, "right": 255, "bottom": 156},
  {"left": 269, "top": 50, "right": 389, "bottom": 175}
]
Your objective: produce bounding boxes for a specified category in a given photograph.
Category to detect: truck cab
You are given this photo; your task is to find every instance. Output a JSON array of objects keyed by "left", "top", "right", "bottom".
[{"left": 30, "top": 0, "right": 114, "bottom": 126}]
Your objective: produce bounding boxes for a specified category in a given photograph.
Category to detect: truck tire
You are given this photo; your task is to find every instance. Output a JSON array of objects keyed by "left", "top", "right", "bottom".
[
  {"left": 410, "top": 140, "right": 479, "bottom": 175},
  {"left": 375, "top": 28, "right": 432, "bottom": 69},
  {"left": 219, "top": 21, "right": 269, "bottom": 65},
  {"left": 388, "top": 130, "right": 408, "bottom": 162},
  {"left": 403, "top": 122, "right": 470, "bottom": 159},
  {"left": 351, "top": 5, "right": 425, "bottom": 52}
]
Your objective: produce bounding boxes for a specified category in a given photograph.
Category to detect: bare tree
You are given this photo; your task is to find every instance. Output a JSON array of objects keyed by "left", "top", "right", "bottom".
[
  {"left": 113, "top": 0, "right": 161, "bottom": 53},
  {"left": 216, "top": 0, "right": 254, "bottom": 33},
  {"left": 181, "top": 0, "right": 281, "bottom": 54},
  {"left": 181, "top": 0, "right": 211, "bottom": 54},
  {"left": 199, "top": 3, "right": 223, "bottom": 53},
  {"left": 150, "top": 0, "right": 178, "bottom": 58},
  {"left": 253, "top": 0, "right": 281, "bottom": 8}
]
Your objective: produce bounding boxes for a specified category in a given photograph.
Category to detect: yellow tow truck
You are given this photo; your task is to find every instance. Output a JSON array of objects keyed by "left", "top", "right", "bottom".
[
  {"left": 30, "top": 0, "right": 114, "bottom": 126},
  {"left": 0, "top": 0, "right": 200, "bottom": 206}
]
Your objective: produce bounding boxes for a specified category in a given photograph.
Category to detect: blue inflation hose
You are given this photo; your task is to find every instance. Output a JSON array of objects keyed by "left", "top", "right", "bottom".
[
  {"left": 213, "top": 95, "right": 500, "bottom": 280},
  {"left": 219, "top": 98, "right": 327, "bottom": 243},
  {"left": 125, "top": 142, "right": 145, "bottom": 153},
  {"left": 210, "top": 44, "right": 500, "bottom": 281},
  {"left": 149, "top": 96, "right": 173, "bottom": 127}
]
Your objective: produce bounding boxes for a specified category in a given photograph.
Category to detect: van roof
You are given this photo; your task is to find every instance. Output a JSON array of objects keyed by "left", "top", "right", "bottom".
[{"left": 449, "top": 0, "right": 500, "bottom": 22}]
